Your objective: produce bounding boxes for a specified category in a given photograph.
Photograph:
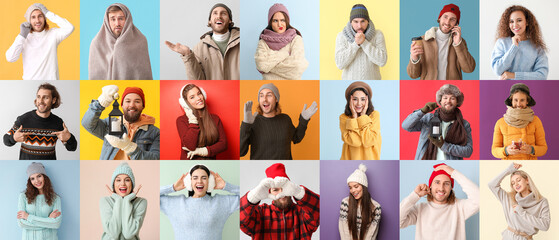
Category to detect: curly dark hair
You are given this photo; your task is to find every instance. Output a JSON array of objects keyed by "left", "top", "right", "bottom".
[
  {"left": 496, "top": 5, "right": 546, "bottom": 51},
  {"left": 25, "top": 174, "right": 57, "bottom": 206}
]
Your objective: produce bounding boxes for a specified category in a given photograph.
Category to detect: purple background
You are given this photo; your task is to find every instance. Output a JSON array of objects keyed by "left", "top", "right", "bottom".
[
  {"left": 480, "top": 81, "right": 559, "bottom": 160},
  {"left": 320, "top": 161, "right": 399, "bottom": 240}
]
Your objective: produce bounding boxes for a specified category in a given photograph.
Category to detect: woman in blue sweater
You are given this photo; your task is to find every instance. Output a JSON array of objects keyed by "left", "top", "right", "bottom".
[
  {"left": 160, "top": 164, "right": 239, "bottom": 240},
  {"left": 491, "top": 5, "right": 548, "bottom": 80},
  {"left": 17, "top": 162, "right": 62, "bottom": 240}
]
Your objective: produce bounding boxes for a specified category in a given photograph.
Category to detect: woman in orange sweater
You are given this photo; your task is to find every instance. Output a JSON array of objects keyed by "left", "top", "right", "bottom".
[{"left": 491, "top": 83, "right": 547, "bottom": 160}]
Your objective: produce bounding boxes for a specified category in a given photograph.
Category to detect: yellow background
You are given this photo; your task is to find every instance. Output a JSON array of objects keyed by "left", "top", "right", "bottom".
[
  {"left": 239, "top": 80, "right": 320, "bottom": 160},
  {"left": 80, "top": 80, "right": 160, "bottom": 160},
  {"left": 319, "top": 0, "right": 399, "bottom": 80},
  {"left": 0, "top": 1, "right": 80, "bottom": 80},
  {"left": 480, "top": 161, "right": 559, "bottom": 239}
]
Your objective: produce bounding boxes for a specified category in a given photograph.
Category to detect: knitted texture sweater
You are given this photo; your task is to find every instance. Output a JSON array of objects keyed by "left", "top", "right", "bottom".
[
  {"left": 335, "top": 30, "right": 387, "bottom": 80},
  {"left": 338, "top": 196, "right": 381, "bottom": 240},
  {"left": 255, "top": 35, "right": 309, "bottom": 80},
  {"left": 240, "top": 114, "right": 309, "bottom": 160},
  {"left": 491, "top": 116, "right": 547, "bottom": 160},
  {"left": 4, "top": 110, "right": 77, "bottom": 160},
  {"left": 176, "top": 114, "right": 227, "bottom": 160},
  {"left": 5, "top": 11, "right": 74, "bottom": 80},
  {"left": 99, "top": 193, "right": 147, "bottom": 240},
  {"left": 399, "top": 170, "right": 479, "bottom": 240},
  {"left": 160, "top": 183, "right": 240, "bottom": 240},
  {"left": 18, "top": 193, "right": 62, "bottom": 240},
  {"left": 339, "top": 111, "right": 382, "bottom": 160},
  {"left": 491, "top": 38, "right": 548, "bottom": 80},
  {"left": 488, "top": 163, "right": 550, "bottom": 239}
]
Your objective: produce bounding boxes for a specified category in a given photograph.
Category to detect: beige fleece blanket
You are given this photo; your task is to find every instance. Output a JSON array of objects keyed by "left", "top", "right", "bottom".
[{"left": 88, "top": 3, "right": 152, "bottom": 80}]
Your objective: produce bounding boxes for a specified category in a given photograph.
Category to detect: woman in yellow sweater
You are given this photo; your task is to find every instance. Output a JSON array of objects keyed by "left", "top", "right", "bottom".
[
  {"left": 340, "top": 81, "right": 381, "bottom": 160},
  {"left": 491, "top": 83, "right": 547, "bottom": 160}
]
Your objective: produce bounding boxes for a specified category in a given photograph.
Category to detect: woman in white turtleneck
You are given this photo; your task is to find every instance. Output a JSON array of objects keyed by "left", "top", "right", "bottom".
[{"left": 488, "top": 163, "right": 550, "bottom": 240}]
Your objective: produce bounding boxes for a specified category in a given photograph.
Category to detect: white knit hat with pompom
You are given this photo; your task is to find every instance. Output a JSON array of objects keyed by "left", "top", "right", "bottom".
[{"left": 347, "top": 164, "right": 368, "bottom": 187}]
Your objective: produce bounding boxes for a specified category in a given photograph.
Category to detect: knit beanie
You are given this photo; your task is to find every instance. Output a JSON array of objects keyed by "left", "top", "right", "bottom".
[
  {"left": 183, "top": 164, "right": 216, "bottom": 192},
  {"left": 428, "top": 163, "right": 454, "bottom": 188},
  {"left": 179, "top": 84, "right": 207, "bottom": 110},
  {"left": 268, "top": 3, "right": 290, "bottom": 23},
  {"left": 209, "top": 3, "right": 232, "bottom": 21},
  {"left": 111, "top": 162, "right": 135, "bottom": 190},
  {"left": 27, "top": 162, "right": 46, "bottom": 178},
  {"left": 347, "top": 164, "right": 368, "bottom": 187},
  {"left": 25, "top": 3, "right": 43, "bottom": 23},
  {"left": 121, "top": 87, "right": 145, "bottom": 107},
  {"left": 345, "top": 81, "right": 372, "bottom": 101},
  {"left": 350, "top": 4, "right": 370, "bottom": 22},
  {"left": 438, "top": 4, "right": 461, "bottom": 25},
  {"left": 265, "top": 163, "right": 290, "bottom": 180},
  {"left": 505, "top": 83, "right": 536, "bottom": 107},
  {"left": 258, "top": 83, "right": 280, "bottom": 102},
  {"left": 436, "top": 84, "right": 464, "bottom": 107}
]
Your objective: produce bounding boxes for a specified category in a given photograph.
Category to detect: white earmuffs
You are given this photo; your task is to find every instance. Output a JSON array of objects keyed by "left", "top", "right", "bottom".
[
  {"left": 183, "top": 164, "right": 215, "bottom": 192},
  {"left": 179, "top": 84, "right": 207, "bottom": 112}
]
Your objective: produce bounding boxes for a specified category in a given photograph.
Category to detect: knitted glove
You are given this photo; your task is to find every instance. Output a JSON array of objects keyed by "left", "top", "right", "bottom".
[
  {"left": 247, "top": 178, "right": 274, "bottom": 204},
  {"left": 420, "top": 102, "right": 438, "bottom": 113},
  {"left": 98, "top": 85, "right": 119, "bottom": 108},
  {"left": 186, "top": 147, "right": 208, "bottom": 160},
  {"left": 20, "top": 22, "right": 31, "bottom": 38},
  {"left": 301, "top": 101, "right": 318, "bottom": 120},
  {"left": 243, "top": 101, "right": 258, "bottom": 124},
  {"left": 179, "top": 97, "right": 198, "bottom": 124},
  {"left": 105, "top": 133, "right": 137, "bottom": 155},
  {"left": 428, "top": 135, "right": 444, "bottom": 148},
  {"left": 276, "top": 181, "right": 305, "bottom": 200},
  {"left": 35, "top": 3, "right": 49, "bottom": 14}
]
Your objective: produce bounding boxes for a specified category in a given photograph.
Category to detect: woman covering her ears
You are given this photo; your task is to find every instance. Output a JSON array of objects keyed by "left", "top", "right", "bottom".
[
  {"left": 488, "top": 163, "right": 550, "bottom": 239},
  {"left": 339, "top": 164, "right": 381, "bottom": 240},
  {"left": 177, "top": 84, "right": 227, "bottom": 160},
  {"left": 17, "top": 162, "right": 62, "bottom": 240}
]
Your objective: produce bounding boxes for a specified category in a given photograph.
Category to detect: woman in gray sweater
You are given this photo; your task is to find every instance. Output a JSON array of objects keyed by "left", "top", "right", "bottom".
[{"left": 488, "top": 163, "right": 550, "bottom": 239}]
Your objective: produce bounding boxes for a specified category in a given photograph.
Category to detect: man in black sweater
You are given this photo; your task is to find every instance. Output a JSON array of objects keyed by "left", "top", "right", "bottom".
[
  {"left": 3, "top": 83, "right": 77, "bottom": 159},
  {"left": 240, "top": 83, "right": 318, "bottom": 159}
]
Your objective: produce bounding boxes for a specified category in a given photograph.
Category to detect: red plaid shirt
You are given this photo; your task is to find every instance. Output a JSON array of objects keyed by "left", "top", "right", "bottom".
[{"left": 240, "top": 186, "right": 320, "bottom": 240}]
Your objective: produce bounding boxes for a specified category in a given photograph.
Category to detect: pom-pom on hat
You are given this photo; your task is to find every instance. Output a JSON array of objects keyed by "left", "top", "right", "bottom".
[
  {"left": 429, "top": 163, "right": 454, "bottom": 188},
  {"left": 438, "top": 4, "right": 461, "bottom": 25},
  {"left": 27, "top": 162, "right": 46, "bottom": 178},
  {"left": 183, "top": 164, "right": 216, "bottom": 192},
  {"left": 121, "top": 87, "right": 145, "bottom": 107},
  {"left": 347, "top": 164, "right": 368, "bottom": 187},
  {"left": 111, "top": 162, "right": 135, "bottom": 190}
]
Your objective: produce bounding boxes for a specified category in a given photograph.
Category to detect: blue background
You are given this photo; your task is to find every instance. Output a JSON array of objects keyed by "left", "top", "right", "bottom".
[
  {"left": 0, "top": 161, "right": 80, "bottom": 239},
  {"left": 240, "top": 0, "right": 320, "bottom": 80},
  {"left": 399, "top": 0, "right": 479, "bottom": 80},
  {"left": 80, "top": 0, "right": 160, "bottom": 79},
  {"left": 399, "top": 161, "right": 479, "bottom": 240},
  {"left": 320, "top": 80, "right": 399, "bottom": 160}
]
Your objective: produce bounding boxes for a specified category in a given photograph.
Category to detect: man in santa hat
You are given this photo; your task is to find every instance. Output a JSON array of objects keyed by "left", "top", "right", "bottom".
[
  {"left": 400, "top": 163, "right": 479, "bottom": 240},
  {"left": 240, "top": 163, "right": 320, "bottom": 239}
]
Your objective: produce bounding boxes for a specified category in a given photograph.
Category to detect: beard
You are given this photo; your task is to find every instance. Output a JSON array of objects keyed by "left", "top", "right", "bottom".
[
  {"left": 35, "top": 101, "right": 52, "bottom": 114},
  {"left": 273, "top": 197, "right": 293, "bottom": 209},
  {"left": 124, "top": 108, "right": 141, "bottom": 122},
  {"left": 440, "top": 105, "right": 456, "bottom": 114}
]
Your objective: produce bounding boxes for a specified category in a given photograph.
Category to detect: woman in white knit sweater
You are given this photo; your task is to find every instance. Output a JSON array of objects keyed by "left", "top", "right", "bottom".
[
  {"left": 254, "top": 3, "right": 308, "bottom": 80},
  {"left": 488, "top": 163, "right": 550, "bottom": 239}
]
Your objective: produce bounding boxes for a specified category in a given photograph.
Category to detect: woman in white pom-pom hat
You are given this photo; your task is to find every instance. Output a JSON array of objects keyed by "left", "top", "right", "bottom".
[
  {"left": 160, "top": 164, "right": 239, "bottom": 240},
  {"left": 339, "top": 164, "right": 381, "bottom": 240}
]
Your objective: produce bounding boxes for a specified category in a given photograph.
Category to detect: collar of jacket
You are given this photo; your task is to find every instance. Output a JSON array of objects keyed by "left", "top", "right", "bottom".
[{"left": 424, "top": 27, "right": 452, "bottom": 44}]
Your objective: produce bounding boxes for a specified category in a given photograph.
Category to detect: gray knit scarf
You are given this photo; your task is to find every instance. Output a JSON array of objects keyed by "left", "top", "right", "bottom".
[
  {"left": 342, "top": 21, "right": 375, "bottom": 43},
  {"left": 504, "top": 107, "right": 534, "bottom": 128}
]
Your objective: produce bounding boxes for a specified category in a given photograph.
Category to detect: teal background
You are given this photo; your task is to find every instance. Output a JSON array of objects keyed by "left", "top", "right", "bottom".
[
  {"left": 80, "top": 0, "right": 160, "bottom": 79},
  {"left": 320, "top": 80, "right": 400, "bottom": 160},
  {"left": 159, "top": 161, "right": 240, "bottom": 240},
  {"left": 399, "top": 0, "right": 479, "bottom": 80}
]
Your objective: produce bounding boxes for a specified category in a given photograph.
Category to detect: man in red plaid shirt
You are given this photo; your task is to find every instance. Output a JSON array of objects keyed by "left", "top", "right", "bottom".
[{"left": 240, "top": 163, "right": 320, "bottom": 240}]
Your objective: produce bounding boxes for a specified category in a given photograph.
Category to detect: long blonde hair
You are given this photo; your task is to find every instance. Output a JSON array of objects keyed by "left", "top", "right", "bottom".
[{"left": 507, "top": 170, "right": 543, "bottom": 205}]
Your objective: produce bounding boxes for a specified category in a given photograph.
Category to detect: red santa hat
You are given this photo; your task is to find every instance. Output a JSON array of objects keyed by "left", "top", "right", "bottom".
[
  {"left": 429, "top": 163, "right": 454, "bottom": 188},
  {"left": 266, "top": 163, "right": 290, "bottom": 180}
]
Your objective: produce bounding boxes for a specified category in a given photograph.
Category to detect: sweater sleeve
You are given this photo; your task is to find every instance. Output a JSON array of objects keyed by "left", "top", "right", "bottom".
[
  {"left": 335, "top": 32, "right": 360, "bottom": 70},
  {"left": 254, "top": 39, "right": 289, "bottom": 74},
  {"left": 440, "top": 119, "right": 473, "bottom": 158},
  {"left": 401, "top": 110, "right": 427, "bottom": 133},
  {"left": 452, "top": 170, "right": 480, "bottom": 219},
  {"left": 453, "top": 39, "right": 476, "bottom": 73},
  {"left": 159, "top": 184, "right": 179, "bottom": 217},
  {"left": 488, "top": 163, "right": 515, "bottom": 203},
  {"left": 365, "top": 202, "right": 382, "bottom": 240},
  {"left": 3, "top": 118, "right": 22, "bottom": 147},
  {"left": 206, "top": 116, "right": 227, "bottom": 157},
  {"left": 239, "top": 121, "right": 252, "bottom": 157},
  {"left": 100, "top": 194, "right": 123, "bottom": 239},
  {"left": 268, "top": 36, "right": 309, "bottom": 79},
  {"left": 81, "top": 100, "right": 109, "bottom": 140},
  {"left": 491, "top": 38, "right": 518, "bottom": 76},
  {"left": 45, "top": 11, "right": 74, "bottom": 44},
  {"left": 514, "top": 49, "right": 548, "bottom": 80},
  {"left": 514, "top": 198, "right": 550, "bottom": 231},
  {"left": 64, "top": 134, "right": 78, "bottom": 151},
  {"left": 360, "top": 30, "right": 387, "bottom": 67},
  {"left": 531, "top": 117, "right": 548, "bottom": 157},
  {"left": 176, "top": 115, "right": 200, "bottom": 152},
  {"left": 292, "top": 115, "right": 309, "bottom": 144},
  {"left": 340, "top": 112, "right": 381, "bottom": 149},
  {"left": 295, "top": 186, "right": 320, "bottom": 234},
  {"left": 223, "top": 182, "right": 241, "bottom": 215},
  {"left": 182, "top": 42, "right": 207, "bottom": 80},
  {"left": 239, "top": 192, "right": 263, "bottom": 237},
  {"left": 338, "top": 199, "right": 351, "bottom": 240},
  {"left": 399, "top": 191, "right": 420, "bottom": 229},
  {"left": 121, "top": 194, "right": 147, "bottom": 239},
  {"left": 5, "top": 35, "right": 25, "bottom": 63},
  {"left": 18, "top": 194, "right": 62, "bottom": 229},
  {"left": 491, "top": 119, "right": 507, "bottom": 159}
]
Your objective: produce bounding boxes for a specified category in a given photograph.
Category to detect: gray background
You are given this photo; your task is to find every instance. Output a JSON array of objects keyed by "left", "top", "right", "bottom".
[{"left": 0, "top": 81, "right": 80, "bottom": 160}]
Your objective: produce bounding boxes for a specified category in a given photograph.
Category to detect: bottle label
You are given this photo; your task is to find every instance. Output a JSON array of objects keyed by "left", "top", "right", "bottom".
[{"left": 433, "top": 126, "right": 440, "bottom": 135}]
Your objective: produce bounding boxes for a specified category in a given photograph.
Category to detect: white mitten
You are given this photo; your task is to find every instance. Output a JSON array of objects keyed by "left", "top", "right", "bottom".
[
  {"left": 247, "top": 178, "right": 274, "bottom": 204},
  {"left": 179, "top": 97, "right": 198, "bottom": 124},
  {"left": 186, "top": 147, "right": 209, "bottom": 159},
  {"left": 105, "top": 133, "right": 137, "bottom": 155},
  {"left": 280, "top": 180, "right": 305, "bottom": 200},
  {"left": 98, "top": 85, "right": 119, "bottom": 108}
]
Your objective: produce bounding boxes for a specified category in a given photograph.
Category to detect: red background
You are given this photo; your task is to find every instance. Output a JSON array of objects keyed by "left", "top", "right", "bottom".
[
  {"left": 160, "top": 80, "right": 240, "bottom": 160},
  {"left": 399, "top": 80, "right": 480, "bottom": 160}
]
